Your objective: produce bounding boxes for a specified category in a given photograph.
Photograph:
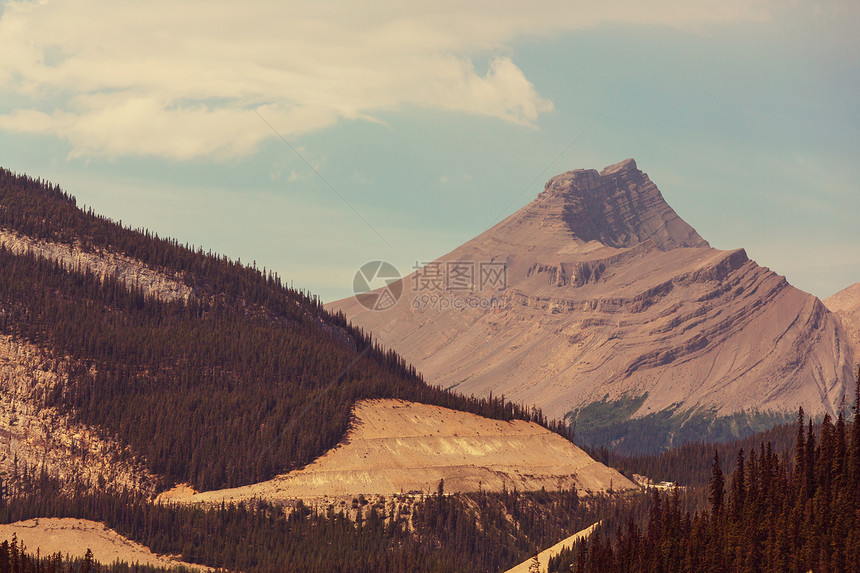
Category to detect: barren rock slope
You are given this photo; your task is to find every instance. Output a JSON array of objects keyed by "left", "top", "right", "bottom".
[
  {"left": 172, "top": 399, "right": 634, "bottom": 504},
  {"left": 0, "top": 228, "right": 191, "bottom": 302},
  {"left": 329, "top": 159, "right": 854, "bottom": 436},
  {"left": 0, "top": 334, "right": 155, "bottom": 494},
  {"left": 825, "top": 282, "right": 860, "bottom": 361}
]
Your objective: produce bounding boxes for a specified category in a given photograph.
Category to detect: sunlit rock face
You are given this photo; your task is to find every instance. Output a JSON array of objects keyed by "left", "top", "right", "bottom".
[{"left": 825, "top": 282, "right": 860, "bottom": 363}]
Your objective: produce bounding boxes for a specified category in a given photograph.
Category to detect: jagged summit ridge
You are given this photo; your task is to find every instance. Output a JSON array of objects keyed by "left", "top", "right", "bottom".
[
  {"left": 535, "top": 158, "right": 708, "bottom": 251},
  {"left": 600, "top": 157, "right": 638, "bottom": 176}
]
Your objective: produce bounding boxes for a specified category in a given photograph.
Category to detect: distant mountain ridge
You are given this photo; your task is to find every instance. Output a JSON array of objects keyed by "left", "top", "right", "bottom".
[{"left": 329, "top": 159, "right": 856, "bottom": 453}]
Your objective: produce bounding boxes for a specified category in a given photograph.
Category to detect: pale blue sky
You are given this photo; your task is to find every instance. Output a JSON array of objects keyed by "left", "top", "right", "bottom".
[{"left": 0, "top": 1, "right": 857, "bottom": 301}]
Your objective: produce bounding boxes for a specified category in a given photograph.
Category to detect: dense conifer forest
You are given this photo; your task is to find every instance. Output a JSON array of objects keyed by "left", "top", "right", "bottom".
[
  {"left": 587, "top": 419, "right": 800, "bottom": 487},
  {"left": 0, "top": 168, "right": 566, "bottom": 491},
  {"left": 550, "top": 394, "right": 860, "bottom": 572},
  {"left": 0, "top": 467, "right": 625, "bottom": 573}
]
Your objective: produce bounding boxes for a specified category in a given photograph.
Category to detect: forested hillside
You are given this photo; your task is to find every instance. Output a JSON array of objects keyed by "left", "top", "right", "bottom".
[
  {"left": 0, "top": 168, "right": 563, "bottom": 492},
  {"left": 587, "top": 418, "right": 800, "bottom": 487},
  {"left": 0, "top": 468, "right": 618, "bottom": 573},
  {"left": 552, "top": 394, "right": 860, "bottom": 572},
  {"left": 0, "top": 539, "right": 177, "bottom": 573}
]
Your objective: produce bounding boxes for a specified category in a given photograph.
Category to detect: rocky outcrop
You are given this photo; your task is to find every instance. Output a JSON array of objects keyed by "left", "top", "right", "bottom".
[
  {"left": 824, "top": 282, "right": 860, "bottom": 365},
  {"left": 0, "top": 334, "right": 156, "bottom": 494},
  {"left": 0, "top": 228, "right": 191, "bottom": 303},
  {"left": 329, "top": 160, "right": 855, "bottom": 438},
  {"left": 539, "top": 159, "right": 708, "bottom": 250}
]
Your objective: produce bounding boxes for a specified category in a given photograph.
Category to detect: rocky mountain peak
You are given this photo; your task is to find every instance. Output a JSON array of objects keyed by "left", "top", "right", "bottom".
[
  {"left": 537, "top": 158, "right": 708, "bottom": 251},
  {"left": 600, "top": 157, "right": 638, "bottom": 176},
  {"left": 330, "top": 160, "right": 856, "bottom": 452}
]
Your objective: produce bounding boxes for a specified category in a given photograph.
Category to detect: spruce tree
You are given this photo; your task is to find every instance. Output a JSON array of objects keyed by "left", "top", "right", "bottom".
[
  {"left": 730, "top": 449, "right": 745, "bottom": 519},
  {"left": 709, "top": 451, "right": 725, "bottom": 516}
]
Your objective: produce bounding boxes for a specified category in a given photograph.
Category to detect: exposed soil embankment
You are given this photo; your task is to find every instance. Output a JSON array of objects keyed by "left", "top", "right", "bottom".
[
  {"left": 0, "top": 518, "right": 208, "bottom": 570},
  {"left": 169, "top": 399, "right": 635, "bottom": 504}
]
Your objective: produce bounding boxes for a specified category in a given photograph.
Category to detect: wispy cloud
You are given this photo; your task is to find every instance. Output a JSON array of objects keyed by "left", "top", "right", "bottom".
[{"left": 0, "top": 0, "right": 771, "bottom": 160}]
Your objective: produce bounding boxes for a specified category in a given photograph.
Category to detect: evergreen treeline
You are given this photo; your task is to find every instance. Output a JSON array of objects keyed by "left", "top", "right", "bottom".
[
  {"left": 572, "top": 396, "right": 794, "bottom": 456},
  {"left": 587, "top": 419, "right": 800, "bottom": 487},
  {"left": 0, "top": 169, "right": 566, "bottom": 491},
  {"left": 0, "top": 536, "right": 191, "bottom": 573},
  {"left": 550, "top": 393, "right": 860, "bottom": 572},
  {"left": 1, "top": 470, "right": 613, "bottom": 573}
]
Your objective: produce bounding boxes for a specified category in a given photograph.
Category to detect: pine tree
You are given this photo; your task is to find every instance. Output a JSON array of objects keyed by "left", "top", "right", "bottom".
[
  {"left": 795, "top": 407, "right": 807, "bottom": 497},
  {"left": 806, "top": 419, "right": 817, "bottom": 500},
  {"left": 709, "top": 451, "right": 725, "bottom": 516},
  {"left": 730, "top": 449, "right": 745, "bottom": 519},
  {"left": 647, "top": 487, "right": 662, "bottom": 544}
]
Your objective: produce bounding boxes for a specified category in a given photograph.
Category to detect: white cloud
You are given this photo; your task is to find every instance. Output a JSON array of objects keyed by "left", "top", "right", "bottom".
[{"left": 0, "top": 0, "right": 772, "bottom": 160}]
